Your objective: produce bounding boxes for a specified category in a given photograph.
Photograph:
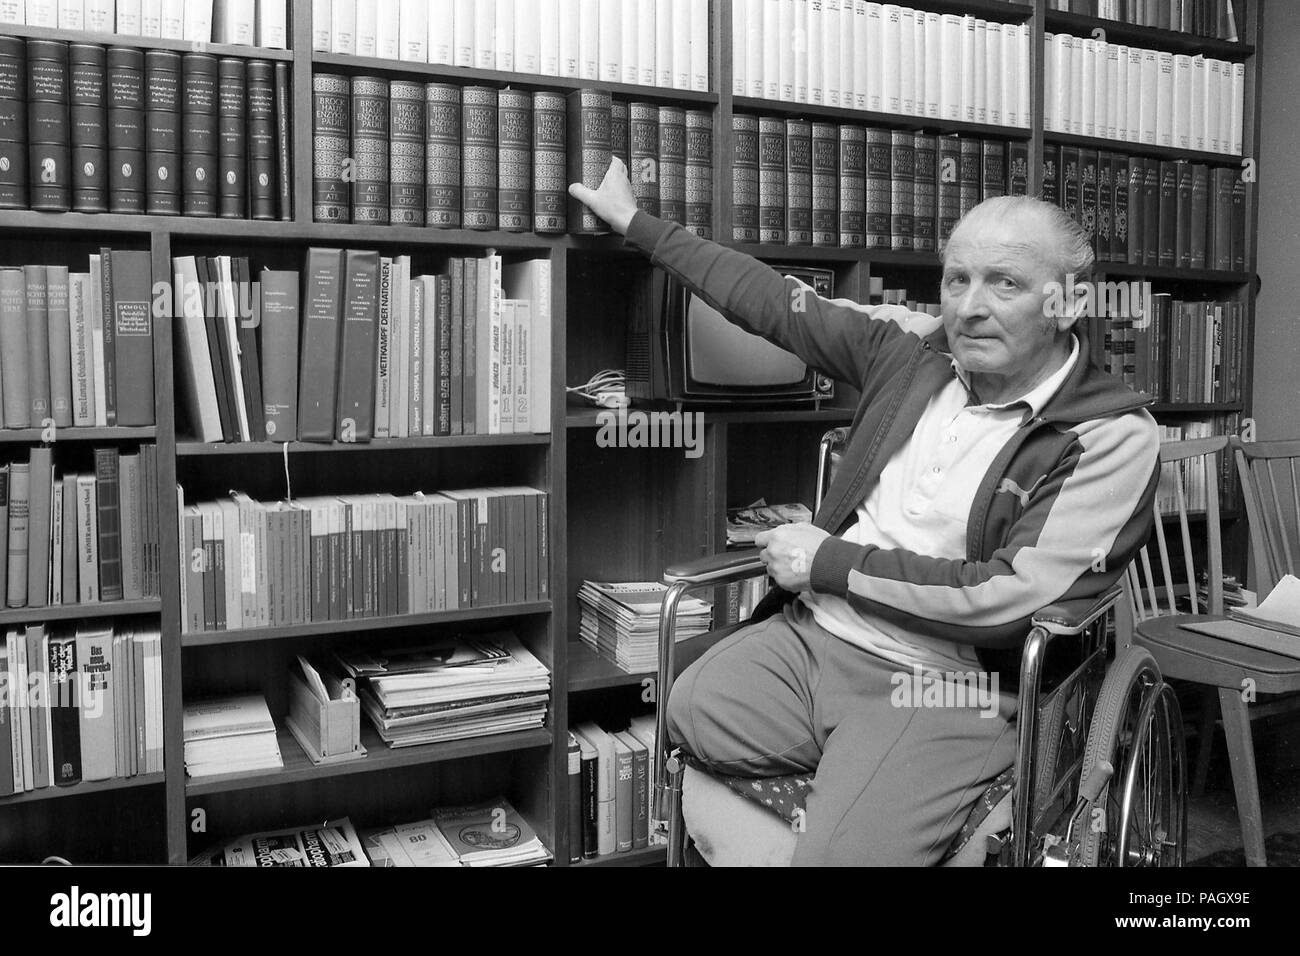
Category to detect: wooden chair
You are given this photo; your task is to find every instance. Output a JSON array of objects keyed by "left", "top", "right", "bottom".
[{"left": 1121, "top": 436, "right": 1300, "bottom": 867}]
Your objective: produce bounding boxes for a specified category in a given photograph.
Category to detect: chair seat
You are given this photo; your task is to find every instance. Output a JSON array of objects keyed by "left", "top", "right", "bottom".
[
  {"left": 1133, "top": 614, "right": 1300, "bottom": 694},
  {"left": 683, "top": 758, "right": 1015, "bottom": 866}
]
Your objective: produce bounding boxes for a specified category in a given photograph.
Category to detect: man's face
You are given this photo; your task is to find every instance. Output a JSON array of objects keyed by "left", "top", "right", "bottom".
[{"left": 939, "top": 211, "right": 1072, "bottom": 387}]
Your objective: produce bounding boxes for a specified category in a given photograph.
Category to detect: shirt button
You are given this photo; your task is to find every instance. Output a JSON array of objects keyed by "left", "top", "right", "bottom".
[
  {"left": 932, "top": 466, "right": 942, "bottom": 475},
  {"left": 948, "top": 434, "right": 957, "bottom": 443}
]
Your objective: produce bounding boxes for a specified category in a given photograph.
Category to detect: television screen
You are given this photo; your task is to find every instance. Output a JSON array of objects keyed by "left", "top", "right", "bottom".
[{"left": 685, "top": 293, "right": 808, "bottom": 387}]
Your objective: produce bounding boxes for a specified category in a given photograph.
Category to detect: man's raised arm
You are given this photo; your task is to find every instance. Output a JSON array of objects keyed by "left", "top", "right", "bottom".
[{"left": 569, "top": 159, "right": 926, "bottom": 389}]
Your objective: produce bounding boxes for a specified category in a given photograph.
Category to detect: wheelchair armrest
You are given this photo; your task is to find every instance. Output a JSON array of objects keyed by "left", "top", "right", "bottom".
[
  {"left": 664, "top": 549, "right": 766, "bottom": 588},
  {"left": 1029, "top": 586, "right": 1122, "bottom": 636}
]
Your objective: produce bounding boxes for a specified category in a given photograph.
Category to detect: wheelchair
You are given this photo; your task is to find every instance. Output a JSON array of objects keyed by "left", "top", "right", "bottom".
[{"left": 650, "top": 429, "right": 1188, "bottom": 867}]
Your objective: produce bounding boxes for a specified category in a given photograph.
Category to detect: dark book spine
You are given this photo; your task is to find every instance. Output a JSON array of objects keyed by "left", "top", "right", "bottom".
[
  {"left": 784, "top": 118, "right": 812, "bottom": 246},
  {"left": 246, "top": 59, "right": 277, "bottom": 221},
  {"left": 389, "top": 80, "right": 425, "bottom": 226},
  {"left": 336, "top": 250, "right": 380, "bottom": 441},
  {"left": 23, "top": 264, "right": 50, "bottom": 425},
  {"left": 462, "top": 85, "right": 498, "bottom": 230},
  {"left": 498, "top": 88, "right": 532, "bottom": 233},
  {"left": 1059, "top": 145, "right": 1080, "bottom": 226},
  {"left": 731, "top": 113, "right": 759, "bottom": 243},
  {"left": 912, "top": 132, "right": 936, "bottom": 253},
  {"left": 106, "top": 46, "right": 144, "bottom": 215},
  {"left": 143, "top": 49, "right": 180, "bottom": 216},
  {"left": 1211, "top": 166, "right": 1233, "bottom": 271},
  {"left": 685, "top": 111, "right": 715, "bottom": 238},
  {"left": 1142, "top": 157, "right": 1160, "bottom": 266},
  {"left": 69, "top": 43, "right": 107, "bottom": 213},
  {"left": 1080, "top": 148, "right": 1098, "bottom": 250},
  {"left": 182, "top": 53, "right": 218, "bottom": 217},
  {"left": 0, "top": 36, "right": 26, "bottom": 209},
  {"left": 1158, "top": 160, "right": 1178, "bottom": 267},
  {"left": 628, "top": 102, "right": 659, "bottom": 217},
  {"left": 757, "top": 115, "right": 786, "bottom": 244},
  {"left": 425, "top": 82, "right": 462, "bottom": 228},
  {"left": 99, "top": 246, "right": 117, "bottom": 425},
  {"left": 1112, "top": 154, "right": 1130, "bottom": 264},
  {"left": 311, "top": 72, "right": 350, "bottom": 223},
  {"left": 1188, "top": 163, "right": 1208, "bottom": 270},
  {"left": 28, "top": 39, "right": 70, "bottom": 212},
  {"left": 1007, "top": 140, "right": 1029, "bottom": 196},
  {"left": 936, "top": 134, "right": 961, "bottom": 246},
  {"left": 889, "top": 129, "right": 914, "bottom": 251},
  {"left": 1126, "top": 154, "right": 1143, "bottom": 264},
  {"left": 274, "top": 61, "right": 292, "bottom": 220},
  {"left": 436, "top": 275, "right": 452, "bottom": 436},
  {"left": 565, "top": 88, "right": 611, "bottom": 235},
  {"left": 297, "top": 248, "right": 345, "bottom": 442},
  {"left": 350, "top": 75, "right": 389, "bottom": 224},
  {"left": 1230, "top": 174, "right": 1246, "bottom": 272},
  {"left": 1040, "top": 145, "right": 1059, "bottom": 208},
  {"left": 610, "top": 99, "right": 629, "bottom": 170},
  {"left": 1174, "top": 160, "right": 1194, "bottom": 268},
  {"left": 810, "top": 121, "right": 837, "bottom": 247},
  {"left": 94, "top": 447, "right": 123, "bottom": 602},
  {"left": 532, "top": 90, "right": 566, "bottom": 233},
  {"left": 838, "top": 125, "right": 865, "bottom": 248},
  {"left": 957, "top": 137, "right": 980, "bottom": 219},
  {"left": 980, "top": 139, "right": 1005, "bottom": 201},
  {"left": 865, "top": 127, "right": 891, "bottom": 249},
  {"left": 49, "top": 636, "right": 81, "bottom": 786},
  {"left": 1097, "top": 152, "right": 1113, "bottom": 261},
  {"left": 657, "top": 105, "right": 686, "bottom": 226},
  {"left": 109, "top": 249, "right": 155, "bottom": 427},
  {"left": 232, "top": 258, "right": 265, "bottom": 441}
]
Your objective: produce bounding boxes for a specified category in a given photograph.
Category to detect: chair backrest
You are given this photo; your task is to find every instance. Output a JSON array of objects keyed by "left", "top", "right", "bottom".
[
  {"left": 1122, "top": 436, "right": 1227, "bottom": 631},
  {"left": 815, "top": 427, "right": 851, "bottom": 515},
  {"left": 1233, "top": 436, "right": 1300, "bottom": 598}
]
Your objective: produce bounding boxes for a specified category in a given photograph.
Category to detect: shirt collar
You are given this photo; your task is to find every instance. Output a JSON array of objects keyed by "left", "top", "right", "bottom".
[{"left": 950, "top": 334, "right": 1081, "bottom": 417}]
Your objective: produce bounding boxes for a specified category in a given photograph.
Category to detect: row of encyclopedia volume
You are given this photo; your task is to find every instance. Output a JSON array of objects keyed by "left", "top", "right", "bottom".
[
  {"left": 1045, "top": 0, "right": 1245, "bottom": 40},
  {"left": 735, "top": 117, "right": 1027, "bottom": 249},
  {"left": 0, "top": 620, "right": 164, "bottom": 797},
  {"left": 174, "top": 250, "right": 551, "bottom": 444},
  {"left": 2, "top": 444, "right": 161, "bottom": 609},
  {"left": 0, "top": 37, "right": 292, "bottom": 219},
  {"left": 0, "top": 0, "right": 288, "bottom": 48},
  {"left": 177, "top": 485, "right": 549, "bottom": 634},
  {"left": 311, "top": 0, "right": 710, "bottom": 94},
  {"left": 313, "top": 78, "right": 713, "bottom": 237},
  {"left": 732, "top": 1, "right": 1032, "bottom": 127},
  {"left": 0, "top": 252, "right": 154, "bottom": 430}
]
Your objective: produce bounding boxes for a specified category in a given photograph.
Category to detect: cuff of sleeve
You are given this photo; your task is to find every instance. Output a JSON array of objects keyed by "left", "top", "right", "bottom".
[
  {"left": 624, "top": 210, "right": 673, "bottom": 256},
  {"left": 810, "top": 536, "right": 863, "bottom": 598}
]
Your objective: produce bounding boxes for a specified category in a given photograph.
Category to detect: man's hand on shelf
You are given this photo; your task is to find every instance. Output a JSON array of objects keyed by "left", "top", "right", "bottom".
[
  {"left": 568, "top": 157, "right": 639, "bottom": 236},
  {"left": 755, "top": 523, "right": 831, "bottom": 593}
]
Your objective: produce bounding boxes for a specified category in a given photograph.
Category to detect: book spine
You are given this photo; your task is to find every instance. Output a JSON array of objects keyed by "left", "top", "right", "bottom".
[
  {"left": 838, "top": 124, "right": 865, "bottom": 248},
  {"left": 758, "top": 115, "right": 785, "bottom": 244},
  {"left": 297, "top": 248, "right": 344, "bottom": 442},
  {"left": 889, "top": 129, "right": 914, "bottom": 251},
  {"left": 610, "top": 98, "right": 628, "bottom": 170},
  {"left": 389, "top": 80, "right": 425, "bottom": 226},
  {"left": 336, "top": 251, "right": 380, "bottom": 442},
  {"left": 0, "top": 36, "right": 27, "bottom": 209},
  {"left": 629, "top": 102, "right": 659, "bottom": 218},
  {"left": 274, "top": 61, "right": 291, "bottom": 220},
  {"left": 565, "top": 88, "right": 611, "bottom": 234},
  {"left": 94, "top": 448, "right": 122, "bottom": 601},
  {"left": 0, "top": 269, "right": 27, "bottom": 427},
  {"left": 912, "top": 132, "right": 936, "bottom": 253},
  {"left": 143, "top": 49, "right": 180, "bottom": 216},
  {"left": 865, "top": 126, "right": 890, "bottom": 249},
  {"left": 731, "top": 113, "right": 758, "bottom": 243},
  {"left": 350, "top": 75, "right": 389, "bottom": 225},
  {"left": 26, "top": 447, "right": 51, "bottom": 608},
  {"left": 23, "top": 265, "right": 51, "bottom": 427},
  {"left": 106, "top": 45, "right": 144, "bottom": 214},
  {"left": 29, "top": 39, "right": 71, "bottom": 212},
  {"left": 46, "top": 265, "right": 73, "bottom": 428},
  {"left": 107, "top": 249, "right": 154, "bottom": 427},
  {"left": 422, "top": 82, "right": 462, "bottom": 229},
  {"left": 1158, "top": 160, "right": 1178, "bottom": 268},
  {"left": 684, "top": 109, "right": 713, "bottom": 239},
  {"left": 498, "top": 89, "right": 532, "bottom": 233},
  {"left": 958, "top": 136, "right": 980, "bottom": 218},
  {"left": 69, "top": 43, "right": 107, "bottom": 213},
  {"left": 784, "top": 118, "right": 812, "bottom": 246},
  {"left": 48, "top": 636, "right": 80, "bottom": 785},
  {"left": 245, "top": 59, "right": 276, "bottom": 221},
  {"left": 181, "top": 53, "right": 218, "bottom": 217},
  {"left": 1079, "top": 147, "right": 1097, "bottom": 249},
  {"left": 657, "top": 105, "right": 685, "bottom": 226},
  {"left": 462, "top": 85, "right": 498, "bottom": 230},
  {"left": 532, "top": 90, "right": 567, "bottom": 234},
  {"left": 311, "top": 72, "right": 350, "bottom": 223},
  {"left": 809, "top": 121, "right": 837, "bottom": 248},
  {"left": 6, "top": 463, "right": 28, "bottom": 606},
  {"left": 1096, "top": 152, "right": 1113, "bottom": 261}
]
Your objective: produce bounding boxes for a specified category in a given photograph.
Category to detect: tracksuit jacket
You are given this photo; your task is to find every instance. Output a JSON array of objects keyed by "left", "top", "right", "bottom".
[{"left": 624, "top": 212, "right": 1162, "bottom": 684}]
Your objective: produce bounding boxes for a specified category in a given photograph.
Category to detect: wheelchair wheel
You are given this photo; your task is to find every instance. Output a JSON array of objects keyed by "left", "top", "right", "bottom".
[{"left": 1077, "top": 647, "right": 1187, "bottom": 867}]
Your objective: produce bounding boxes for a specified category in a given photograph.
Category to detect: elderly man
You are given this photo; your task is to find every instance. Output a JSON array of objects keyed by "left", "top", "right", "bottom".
[{"left": 570, "top": 159, "right": 1160, "bottom": 866}]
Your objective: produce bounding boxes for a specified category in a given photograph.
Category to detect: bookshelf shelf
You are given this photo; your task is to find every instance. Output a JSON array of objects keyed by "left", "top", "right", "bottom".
[
  {"left": 181, "top": 601, "right": 554, "bottom": 647},
  {"left": 1095, "top": 262, "right": 1251, "bottom": 283},
  {"left": 312, "top": 52, "right": 721, "bottom": 105},
  {"left": 731, "top": 96, "right": 1032, "bottom": 141},
  {"left": 567, "top": 640, "right": 650, "bottom": 692},
  {"left": 0, "top": 23, "right": 296, "bottom": 61},
  {"left": 571, "top": 844, "right": 667, "bottom": 867},
  {"left": 0, "top": 773, "right": 165, "bottom": 807},
  {"left": 175, "top": 434, "right": 551, "bottom": 456},
  {"left": 1151, "top": 403, "right": 1245, "bottom": 415},
  {"left": 0, "top": 599, "right": 162, "bottom": 627},
  {"left": 1042, "top": 10, "right": 1254, "bottom": 60},
  {"left": 564, "top": 405, "right": 854, "bottom": 429},
  {"left": 1045, "top": 131, "right": 1242, "bottom": 166},
  {"left": 183, "top": 726, "right": 553, "bottom": 797},
  {"left": 0, "top": 426, "right": 157, "bottom": 445}
]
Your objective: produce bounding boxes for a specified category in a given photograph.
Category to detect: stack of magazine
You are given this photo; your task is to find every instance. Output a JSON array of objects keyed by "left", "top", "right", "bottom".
[
  {"left": 726, "top": 501, "right": 813, "bottom": 547},
  {"left": 190, "top": 818, "right": 368, "bottom": 867},
  {"left": 362, "top": 798, "right": 551, "bottom": 867},
  {"left": 182, "top": 694, "right": 284, "bottom": 778},
  {"left": 577, "top": 581, "right": 712, "bottom": 674},
  {"left": 336, "top": 632, "right": 550, "bottom": 747}
]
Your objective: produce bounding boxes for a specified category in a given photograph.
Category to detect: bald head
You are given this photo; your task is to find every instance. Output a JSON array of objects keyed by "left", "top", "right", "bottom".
[{"left": 941, "top": 196, "right": 1095, "bottom": 285}]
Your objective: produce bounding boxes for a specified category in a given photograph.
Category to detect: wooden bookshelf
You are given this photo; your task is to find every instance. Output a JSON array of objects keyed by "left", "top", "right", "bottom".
[{"left": 0, "top": 0, "right": 1266, "bottom": 869}]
